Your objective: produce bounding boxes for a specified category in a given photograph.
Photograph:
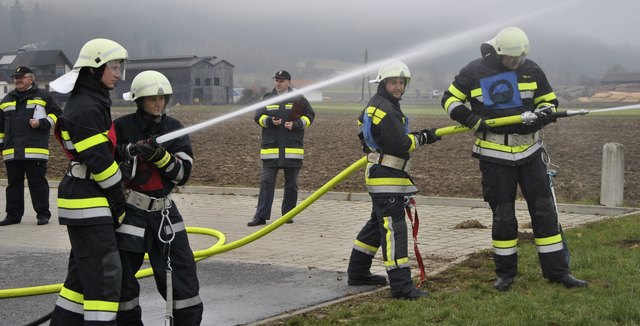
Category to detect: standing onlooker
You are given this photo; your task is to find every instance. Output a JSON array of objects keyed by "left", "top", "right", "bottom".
[
  {"left": 49, "top": 38, "right": 128, "bottom": 325},
  {"left": 247, "top": 70, "right": 315, "bottom": 226},
  {"left": 441, "top": 26, "right": 587, "bottom": 291},
  {"left": 114, "top": 70, "right": 203, "bottom": 324},
  {"left": 347, "top": 61, "right": 440, "bottom": 300},
  {"left": 0, "top": 66, "right": 61, "bottom": 226}
]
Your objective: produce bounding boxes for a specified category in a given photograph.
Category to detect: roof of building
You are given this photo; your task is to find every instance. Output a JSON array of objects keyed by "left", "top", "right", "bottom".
[{"left": 0, "top": 49, "right": 71, "bottom": 68}]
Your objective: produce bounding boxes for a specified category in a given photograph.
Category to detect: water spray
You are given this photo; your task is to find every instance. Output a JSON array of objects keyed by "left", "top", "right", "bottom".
[{"left": 156, "top": 1, "right": 579, "bottom": 144}]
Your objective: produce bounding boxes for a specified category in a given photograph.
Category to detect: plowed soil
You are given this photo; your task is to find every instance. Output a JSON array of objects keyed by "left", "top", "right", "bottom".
[{"left": 8, "top": 107, "right": 640, "bottom": 208}]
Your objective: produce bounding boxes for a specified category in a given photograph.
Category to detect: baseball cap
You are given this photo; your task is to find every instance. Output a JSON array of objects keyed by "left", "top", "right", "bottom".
[
  {"left": 273, "top": 70, "right": 291, "bottom": 80},
  {"left": 11, "top": 66, "right": 33, "bottom": 78}
]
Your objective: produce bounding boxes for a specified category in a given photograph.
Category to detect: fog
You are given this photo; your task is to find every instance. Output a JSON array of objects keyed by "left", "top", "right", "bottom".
[{"left": 1, "top": 0, "right": 637, "bottom": 89}]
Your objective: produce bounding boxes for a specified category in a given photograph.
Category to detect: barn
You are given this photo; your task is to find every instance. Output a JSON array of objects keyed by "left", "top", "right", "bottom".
[{"left": 117, "top": 56, "right": 234, "bottom": 105}]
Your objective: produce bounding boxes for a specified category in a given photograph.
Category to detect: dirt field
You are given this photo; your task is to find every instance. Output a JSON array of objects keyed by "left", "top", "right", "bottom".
[{"left": 8, "top": 107, "right": 640, "bottom": 208}]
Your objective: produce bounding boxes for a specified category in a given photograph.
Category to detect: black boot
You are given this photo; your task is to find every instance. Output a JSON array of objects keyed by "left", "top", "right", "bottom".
[
  {"left": 493, "top": 276, "right": 514, "bottom": 291},
  {"left": 388, "top": 268, "right": 429, "bottom": 300},
  {"left": 347, "top": 249, "right": 387, "bottom": 286},
  {"left": 0, "top": 217, "right": 20, "bottom": 226},
  {"left": 550, "top": 274, "right": 588, "bottom": 288}
]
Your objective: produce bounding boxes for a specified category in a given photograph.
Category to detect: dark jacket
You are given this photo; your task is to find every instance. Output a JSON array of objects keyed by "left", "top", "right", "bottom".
[
  {"left": 358, "top": 82, "right": 419, "bottom": 197},
  {"left": 254, "top": 88, "right": 315, "bottom": 168},
  {"left": 0, "top": 84, "right": 61, "bottom": 161},
  {"left": 441, "top": 42, "right": 559, "bottom": 165},
  {"left": 55, "top": 73, "right": 125, "bottom": 226},
  {"left": 114, "top": 109, "right": 193, "bottom": 198}
]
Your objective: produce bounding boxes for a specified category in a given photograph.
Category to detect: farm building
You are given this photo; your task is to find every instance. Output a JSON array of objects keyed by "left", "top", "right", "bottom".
[
  {"left": 117, "top": 56, "right": 234, "bottom": 105},
  {"left": 0, "top": 49, "right": 72, "bottom": 101}
]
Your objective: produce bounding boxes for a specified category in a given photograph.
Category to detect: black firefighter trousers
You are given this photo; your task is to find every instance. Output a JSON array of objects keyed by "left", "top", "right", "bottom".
[
  {"left": 4, "top": 159, "right": 50, "bottom": 221},
  {"left": 480, "top": 156, "right": 570, "bottom": 280},
  {"left": 116, "top": 203, "right": 203, "bottom": 325}
]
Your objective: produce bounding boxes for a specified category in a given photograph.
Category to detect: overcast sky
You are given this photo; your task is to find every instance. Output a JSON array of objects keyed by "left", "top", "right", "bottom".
[{"left": 11, "top": 0, "right": 640, "bottom": 86}]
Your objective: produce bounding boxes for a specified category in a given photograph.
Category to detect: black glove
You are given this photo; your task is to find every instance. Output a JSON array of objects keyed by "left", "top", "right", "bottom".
[
  {"left": 421, "top": 128, "right": 441, "bottom": 144},
  {"left": 463, "top": 113, "right": 490, "bottom": 133},
  {"left": 534, "top": 105, "right": 557, "bottom": 127},
  {"left": 413, "top": 128, "right": 441, "bottom": 146},
  {"left": 130, "top": 142, "right": 167, "bottom": 163}
]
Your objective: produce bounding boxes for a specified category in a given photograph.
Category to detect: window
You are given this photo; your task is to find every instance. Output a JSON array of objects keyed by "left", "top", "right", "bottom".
[
  {"left": 205, "top": 78, "right": 211, "bottom": 86},
  {"left": 214, "top": 77, "right": 220, "bottom": 86},
  {"left": 195, "top": 78, "right": 201, "bottom": 86}
]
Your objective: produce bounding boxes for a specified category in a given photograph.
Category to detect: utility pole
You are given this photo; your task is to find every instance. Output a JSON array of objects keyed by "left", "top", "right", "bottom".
[{"left": 360, "top": 50, "right": 371, "bottom": 104}]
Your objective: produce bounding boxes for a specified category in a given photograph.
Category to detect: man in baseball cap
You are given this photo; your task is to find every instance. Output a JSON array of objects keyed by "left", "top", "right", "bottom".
[
  {"left": 11, "top": 66, "right": 33, "bottom": 78},
  {"left": 273, "top": 70, "right": 291, "bottom": 81}
]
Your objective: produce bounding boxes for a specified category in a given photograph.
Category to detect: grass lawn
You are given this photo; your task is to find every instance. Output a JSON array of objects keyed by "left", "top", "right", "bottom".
[{"left": 271, "top": 214, "right": 640, "bottom": 325}]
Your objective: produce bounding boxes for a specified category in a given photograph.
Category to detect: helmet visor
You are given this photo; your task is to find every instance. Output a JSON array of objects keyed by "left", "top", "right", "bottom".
[
  {"left": 105, "top": 60, "right": 127, "bottom": 80},
  {"left": 501, "top": 54, "right": 526, "bottom": 70}
]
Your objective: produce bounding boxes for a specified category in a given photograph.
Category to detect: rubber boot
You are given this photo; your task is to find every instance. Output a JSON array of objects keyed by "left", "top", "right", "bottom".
[
  {"left": 347, "top": 249, "right": 387, "bottom": 286},
  {"left": 388, "top": 267, "right": 429, "bottom": 300}
]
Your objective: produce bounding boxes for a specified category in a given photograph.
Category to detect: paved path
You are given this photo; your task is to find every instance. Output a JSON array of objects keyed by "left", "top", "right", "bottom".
[{"left": 0, "top": 184, "right": 636, "bottom": 325}]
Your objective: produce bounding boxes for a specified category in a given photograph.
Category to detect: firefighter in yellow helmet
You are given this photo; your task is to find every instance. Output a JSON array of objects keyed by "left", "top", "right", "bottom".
[
  {"left": 347, "top": 61, "right": 440, "bottom": 300},
  {"left": 114, "top": 70, "right": 202, "bottom": 324},
  {"left": 441, "top": 27, "right": 587, "bottom": 291},
  {"left": 49, "top": 38, "right": 128, "bottom": 325}
]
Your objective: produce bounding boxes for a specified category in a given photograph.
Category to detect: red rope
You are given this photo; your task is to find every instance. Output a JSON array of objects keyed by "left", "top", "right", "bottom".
[{"left": 405, "top": 197, "right": 426, "bottom": 285}]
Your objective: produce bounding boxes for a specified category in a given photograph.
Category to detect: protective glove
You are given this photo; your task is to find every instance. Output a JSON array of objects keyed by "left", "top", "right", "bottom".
[
  {"left": 534, "top": 105, "right": 557, "bottom": 127},
  {"left": 463, "top": 113, "right": 490, "bottom": 133},
  {"left": 131, "top": 142, "right": 167, "bottom": 163},
  {"left": 413, "top": 128, "right": 441, "bottom": 146},
  {"left": 421, "top": 128, "right": 441, "bottom": 144}
]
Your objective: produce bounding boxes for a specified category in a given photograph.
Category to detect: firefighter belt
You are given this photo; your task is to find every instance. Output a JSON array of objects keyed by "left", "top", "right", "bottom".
[
  {"left": 478, "top": 131, "right": 541, "bottom": 147},
  {"left": 367, "top": 153, "right": 410, "bottom": 172},
  {"left": 125, "top": 190, "right": 173, "bottom": 212}
]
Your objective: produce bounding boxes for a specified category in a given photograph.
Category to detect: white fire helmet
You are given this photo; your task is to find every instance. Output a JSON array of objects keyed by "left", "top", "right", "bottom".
[
  {"left": 369, "top": 61, "right": 411, "bottom": 85},
  {"left": 489, "top": 26, "right": 529, "bottom": 68},
  {"left": 50, "top": 38, "right": 128, "bottom": 94}
]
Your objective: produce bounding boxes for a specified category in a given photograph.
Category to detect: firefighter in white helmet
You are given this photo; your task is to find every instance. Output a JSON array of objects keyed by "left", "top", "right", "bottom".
[
  {"left": 441, "top": 27, "right": 587, "bottom": 291},
  {"left": 50, "top": 38, "right": 128, "bottom": 325},
  {"left": 113, "top": 70, "right": 202, "bottom": 324},
  {"left": 347, "top": 61, "right": 440, "bottom": 300}
]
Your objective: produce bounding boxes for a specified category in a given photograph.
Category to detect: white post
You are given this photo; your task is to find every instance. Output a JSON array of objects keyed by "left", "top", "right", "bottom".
[{"left": 600, "top": 143, "right": 625, "bottom": 207}]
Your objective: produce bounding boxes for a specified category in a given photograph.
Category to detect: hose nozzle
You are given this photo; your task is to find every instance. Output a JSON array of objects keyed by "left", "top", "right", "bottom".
[{"left": 564, "top": 109, "right": 589, "bottom": 116}]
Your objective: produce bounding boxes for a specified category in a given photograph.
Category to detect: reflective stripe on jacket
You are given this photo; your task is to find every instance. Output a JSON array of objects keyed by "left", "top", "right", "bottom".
[
  {"left": 0, "top": 86, "right": 61, "bottom": 161},
  {"left": 358, "top": 89, "right": 419, "bottom": 197},
  {"left": 254, "top": 88, "right": 315, "bottom": 168},
  {"left": 441, "top": 45, "right": 558, "bottom": 166}
]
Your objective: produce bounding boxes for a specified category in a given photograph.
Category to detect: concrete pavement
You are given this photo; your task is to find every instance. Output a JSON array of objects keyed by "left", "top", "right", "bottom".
[{"left": 0, "top": 183, "right": 636, "bottom": 325}]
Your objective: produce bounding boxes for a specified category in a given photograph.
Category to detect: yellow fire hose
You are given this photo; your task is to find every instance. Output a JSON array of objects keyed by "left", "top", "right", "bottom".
[{"left": 0, "top": 110, "right": 589, "bottom": 299}]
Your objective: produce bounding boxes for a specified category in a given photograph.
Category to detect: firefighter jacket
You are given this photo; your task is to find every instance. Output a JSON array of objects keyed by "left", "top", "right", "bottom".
[
  {"left": 55, "top": 73, "right": 125, "bottom": 226},
  {"left": 0, "top": 84, "right": 61, "bottom": 161},
  {"left": 254, "top": 88, "right": 315, "bottom": 168},
  {"left": 441, "top": 42, "right": 559, "bottom": 166},
  {"left": 358, "top": 82, "right": 420, "bottom": 197},
  {"left": 114, "top": 109, "right": 193, "bottom": 198}
]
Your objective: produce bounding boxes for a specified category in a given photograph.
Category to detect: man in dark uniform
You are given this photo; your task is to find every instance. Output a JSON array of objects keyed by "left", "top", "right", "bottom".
[
  {"left": 0, "top": 66, "right": 61, "bottom": 226},
  {"left": 247, "top": 70, "right": 315, "bottom": 226},
  {"left": 114, "top": 70, "right": 202, "bottom": 325},
  {"left": 49, "top": 38, "right": 128, "bottom": 325},
  {"left": 441, "top": 26, "right": 587, "bottom": 291}
]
